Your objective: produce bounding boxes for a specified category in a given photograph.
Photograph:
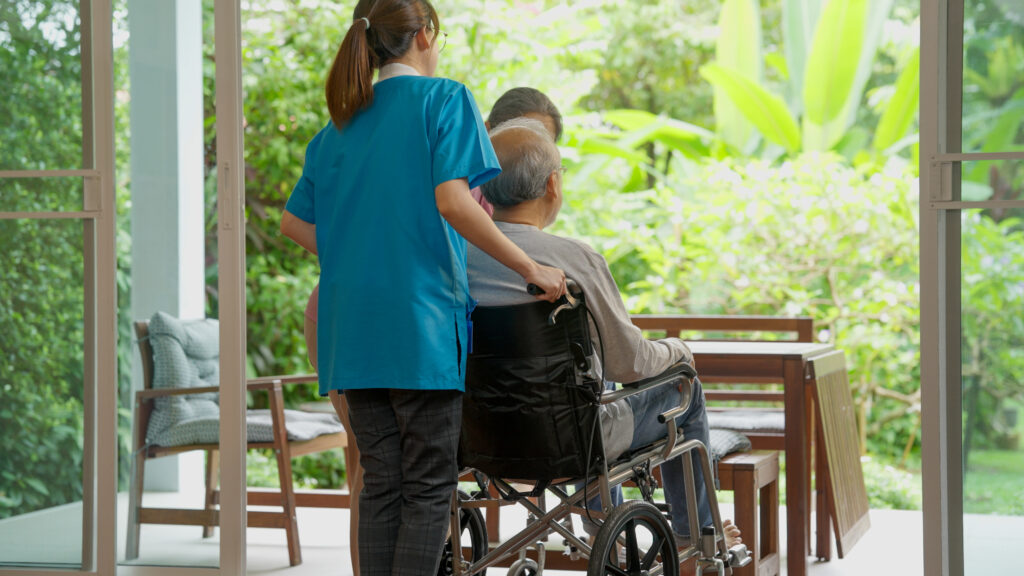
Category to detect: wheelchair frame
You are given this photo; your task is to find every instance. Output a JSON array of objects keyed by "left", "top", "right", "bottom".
[{"left": 448, "top": 369, "right": 745, "bottom": 576}]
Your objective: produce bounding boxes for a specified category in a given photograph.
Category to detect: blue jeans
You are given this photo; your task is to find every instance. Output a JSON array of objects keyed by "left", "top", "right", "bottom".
[{"left": 625, "top": 377, "right": 712, "bottom": 537}]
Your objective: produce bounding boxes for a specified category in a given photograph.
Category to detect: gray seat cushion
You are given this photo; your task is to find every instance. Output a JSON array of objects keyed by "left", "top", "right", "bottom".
[
  {"left": 245, "top": 409, "right": 343, "bottom": 443},
  {"left": 707, "top": 410, "right": 784, "bottom": 434},
  {"left": 708, "top": 428, "right": 752, "bottom": 461},
  {"left": 144, "top": 311, "right": 344, "bottom": 447},
  {"left": 145, "top": 312, "right": 221, "bottom": 447},
  {"left": 151, "top": 408, "right": 344, "bottom": 446}
]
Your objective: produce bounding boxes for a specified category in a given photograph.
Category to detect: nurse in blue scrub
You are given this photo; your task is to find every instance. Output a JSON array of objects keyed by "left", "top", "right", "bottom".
[{"left": 280, "top": 0, "right": 566, "bottom": 573}]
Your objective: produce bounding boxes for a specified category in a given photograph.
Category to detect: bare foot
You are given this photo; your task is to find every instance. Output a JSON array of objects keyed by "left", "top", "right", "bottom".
[
  {"left": 723, "top": 519, "right": 742, "bottom": 548},
  {"left": 674, "top": 520, "right": 743, "bottom": 549}
]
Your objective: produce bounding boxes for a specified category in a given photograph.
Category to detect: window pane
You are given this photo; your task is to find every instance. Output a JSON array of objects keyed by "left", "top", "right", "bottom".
[
  {"left": 962, "top": 1, "right": 1024, "bottom": 154},
  {"left": 0, "top": 218, "right": 85, "bottom": 569},
  {"left": 0, "top": 1, "right": 84, "bottom": 171},
  {"left": 961, "top": 206, "right": 1024, "bottom": 575},
  {"left": 957, "top": 159, "right": 1023, "bottom": 202},
  {"left": 0, "top": 176, "right": 84, "bottom": 212},
  {"left": 116, "top": 0, "right": 220, "bottom": 567}
]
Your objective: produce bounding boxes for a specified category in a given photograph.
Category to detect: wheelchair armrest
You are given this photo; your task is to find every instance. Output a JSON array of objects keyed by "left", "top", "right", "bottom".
[
  {"left": 601, "top": 361, "right": 697, "bottom": 405},
  {"left": 623, "top": 361, "right": 696, "bottom": 388}
]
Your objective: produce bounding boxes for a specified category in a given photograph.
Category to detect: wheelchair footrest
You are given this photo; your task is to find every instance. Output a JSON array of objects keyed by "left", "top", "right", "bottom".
[{"left": 726, "top": 544, "right": 753, "bottom": 568}]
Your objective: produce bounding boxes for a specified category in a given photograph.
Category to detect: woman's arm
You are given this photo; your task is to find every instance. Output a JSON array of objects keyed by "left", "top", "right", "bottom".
[
  {"left": 281, "top": 209, "right": 317, "bottom": 255},
  {"left": 435, "top": 178, "right": 565, "bottom": 301}
]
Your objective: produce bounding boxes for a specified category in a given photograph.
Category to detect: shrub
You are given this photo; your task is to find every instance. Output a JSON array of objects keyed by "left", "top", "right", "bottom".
[
  {"left": 861, "top": 457, "right": 921, "bottom": 510},
  {"left": 556, "top": 153, "right": 922, "bottom": 458}
]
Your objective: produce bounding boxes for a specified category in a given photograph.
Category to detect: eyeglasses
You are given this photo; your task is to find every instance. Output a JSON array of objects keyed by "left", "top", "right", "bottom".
[{"left": 427, "top": 27, "right": 447, "bottom": 52}]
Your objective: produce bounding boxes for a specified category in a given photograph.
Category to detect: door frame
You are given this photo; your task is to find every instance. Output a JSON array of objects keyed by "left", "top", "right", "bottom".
[
  {"left": 0, "top": 0, "right": 246, "bottom": 574},
  {"left": 0, "top": 0, "right": 115, "bottom": 572},
  {"left": 920, "top": 2, "right": 1024, "bottom": 576}
]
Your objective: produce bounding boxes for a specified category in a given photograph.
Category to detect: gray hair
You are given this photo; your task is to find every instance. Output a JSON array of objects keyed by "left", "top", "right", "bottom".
[
  {"left": 482, "top": 119, "right": 561, "bottom": 208},
  {"left": 488, "top": 117, "right": 551, "bottom": 139}
]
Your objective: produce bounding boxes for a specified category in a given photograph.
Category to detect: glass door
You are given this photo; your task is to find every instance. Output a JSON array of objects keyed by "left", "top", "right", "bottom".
[
  {"left": 921, "top": 1, "right": 1024, "bottom": 575},
  {"left": 114, "top": 0, "right": 247, "bottom": 573},
  {"left": 0, "top": 0, "right": 117, "bottom": 572},
  {"left": 0, "top": 0, "right": 246, "bottom": 574}
]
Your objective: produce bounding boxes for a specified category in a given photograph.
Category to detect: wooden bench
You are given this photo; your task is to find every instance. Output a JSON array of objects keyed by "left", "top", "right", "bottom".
[{"left": 718, "top": 450, "right": 781, "bottom": 576}]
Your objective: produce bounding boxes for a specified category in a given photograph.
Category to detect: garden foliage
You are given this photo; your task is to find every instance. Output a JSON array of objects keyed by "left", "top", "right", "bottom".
[
  {"left": 1, "top": 2, "right": 89, "bottom": 519},
  {"left": 3, "top": 0, "right": 1023, "bottom": 515}
]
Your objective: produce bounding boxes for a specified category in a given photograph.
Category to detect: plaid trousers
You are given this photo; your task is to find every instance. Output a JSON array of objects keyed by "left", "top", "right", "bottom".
[{"left": 344, "top": 388, "right": 462, "bottom": 576}]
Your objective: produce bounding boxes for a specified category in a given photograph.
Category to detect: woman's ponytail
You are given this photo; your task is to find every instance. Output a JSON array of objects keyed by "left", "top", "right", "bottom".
[
  {"left": 324, "top": 0, "right": 439, "bottom": 130},
  {"left": 326, "top": 18, "right": 376, "bottom": 129}
]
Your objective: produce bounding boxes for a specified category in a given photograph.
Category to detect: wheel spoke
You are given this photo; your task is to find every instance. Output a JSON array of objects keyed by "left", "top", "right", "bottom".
[
  {"left": 625, "top": 520, "right": 640, "bottom": 570},
  {"left": 602, "top": 563, "right": 630, "bottom": 576},
  {"left": 641, "top": 531, "right": 664, "bottom": 569}
]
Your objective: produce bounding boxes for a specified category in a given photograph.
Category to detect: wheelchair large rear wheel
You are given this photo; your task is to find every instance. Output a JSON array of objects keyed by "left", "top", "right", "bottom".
[
  {"left": 586, "top": 500, "right": 679, "bottom": 576},
  {"left": 438, "top": 490, "right": 489, "bottom": 576}
]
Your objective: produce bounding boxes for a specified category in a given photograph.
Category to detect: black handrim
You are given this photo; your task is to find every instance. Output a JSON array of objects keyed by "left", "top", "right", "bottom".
[{"left": 587, "top": 500, "right": 678, "bottom": 576}]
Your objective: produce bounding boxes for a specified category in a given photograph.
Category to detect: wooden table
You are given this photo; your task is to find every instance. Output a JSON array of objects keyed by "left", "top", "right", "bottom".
[{"left": 687, "top": 340, "right": 834, "bottom": 576}]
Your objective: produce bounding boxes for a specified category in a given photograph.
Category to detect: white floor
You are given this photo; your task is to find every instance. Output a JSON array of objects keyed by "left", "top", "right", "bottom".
[
  {"left": 3, "top": 491, "right": 1021, "bottom": 575},
  {"left": 244, "top": 502, "right": 926, "bottom": 576}
]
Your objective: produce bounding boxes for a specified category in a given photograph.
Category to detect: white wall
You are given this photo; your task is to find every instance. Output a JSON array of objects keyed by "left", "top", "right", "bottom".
[{"left": 128, "top": 0, "right": 206, "bottom": 492}]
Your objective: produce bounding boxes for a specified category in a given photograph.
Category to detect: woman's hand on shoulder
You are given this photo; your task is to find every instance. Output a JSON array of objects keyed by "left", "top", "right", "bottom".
[{"left": 524, "top": 263, "right": 566, "bottom": 303}]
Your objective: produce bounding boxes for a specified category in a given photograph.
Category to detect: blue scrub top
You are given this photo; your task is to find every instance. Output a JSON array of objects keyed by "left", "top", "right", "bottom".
[{"left": 286, "top": 77, "right": 501, "bottom": 396}]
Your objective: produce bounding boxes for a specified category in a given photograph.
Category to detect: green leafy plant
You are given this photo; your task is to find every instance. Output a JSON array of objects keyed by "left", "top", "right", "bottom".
[
  {"left": 703, "top": 0, "right": 896, "bottom": 154},
  {"left": 713, "top": 0, "right": 762, "bottom": 150},
  {"left": 872, "top": 47, "right": 920, "bottom": 152},
  {"left": 0, "top": 1, "right": 89, "bottom": 519}
]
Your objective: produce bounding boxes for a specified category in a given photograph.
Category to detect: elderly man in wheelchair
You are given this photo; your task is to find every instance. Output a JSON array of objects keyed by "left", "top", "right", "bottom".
[{"left": 440, "top": 118, "right": 751, "bottom": 576}]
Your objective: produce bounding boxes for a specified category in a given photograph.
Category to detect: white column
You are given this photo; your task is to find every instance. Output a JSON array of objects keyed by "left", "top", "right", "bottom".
[{"left": 128, "top": 0, "right": 205, "bottom": 492}]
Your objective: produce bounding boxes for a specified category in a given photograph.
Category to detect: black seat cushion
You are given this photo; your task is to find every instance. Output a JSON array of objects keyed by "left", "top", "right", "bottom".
[{"left": 460, "top": 300, "right": 603, "bottom": 482}]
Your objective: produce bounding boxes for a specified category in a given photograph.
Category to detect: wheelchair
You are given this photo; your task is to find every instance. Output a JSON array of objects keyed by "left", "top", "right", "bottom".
[{"left": 441, "top": 281, "right": 751, "bottom": 576}]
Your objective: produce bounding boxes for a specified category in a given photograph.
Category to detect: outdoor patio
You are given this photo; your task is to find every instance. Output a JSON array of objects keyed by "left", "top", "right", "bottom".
[
  {"left": 0, "top": 489, "right": 925, "bottom": 575},
  {"left": 243, "top": 503, "right": 926, "bottom": 576},
  {"left": 6, "top": 485, "right": 1024, "bottom": 574}
]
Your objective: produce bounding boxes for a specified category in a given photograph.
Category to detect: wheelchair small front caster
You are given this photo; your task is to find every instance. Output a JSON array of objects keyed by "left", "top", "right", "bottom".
[{"left": 506, "top": 557, "right": 539, "bottom": 576}]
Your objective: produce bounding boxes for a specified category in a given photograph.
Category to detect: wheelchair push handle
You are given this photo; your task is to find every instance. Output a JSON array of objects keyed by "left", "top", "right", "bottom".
[
  {"left": 527, "top": 279, "right": 583, "bottom": 326},
  {"left": 526, "top": 278, "right": 580, "bottom": 297}
]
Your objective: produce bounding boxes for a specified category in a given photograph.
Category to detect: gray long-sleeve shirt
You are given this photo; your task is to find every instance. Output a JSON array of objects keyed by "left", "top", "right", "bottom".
[{"left": 466, "top": 221, "right": 692, "bottom": 458}]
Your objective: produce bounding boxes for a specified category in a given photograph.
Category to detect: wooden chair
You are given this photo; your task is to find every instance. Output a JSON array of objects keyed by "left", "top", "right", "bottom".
[{"left": 126, "top": 320, "right": 355, "bottom": 566}]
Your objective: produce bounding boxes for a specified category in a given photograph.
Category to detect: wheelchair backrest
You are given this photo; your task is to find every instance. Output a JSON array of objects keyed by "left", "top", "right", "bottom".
[{"left": 459, "top": 294, "right": 606, "bottom": 482}]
